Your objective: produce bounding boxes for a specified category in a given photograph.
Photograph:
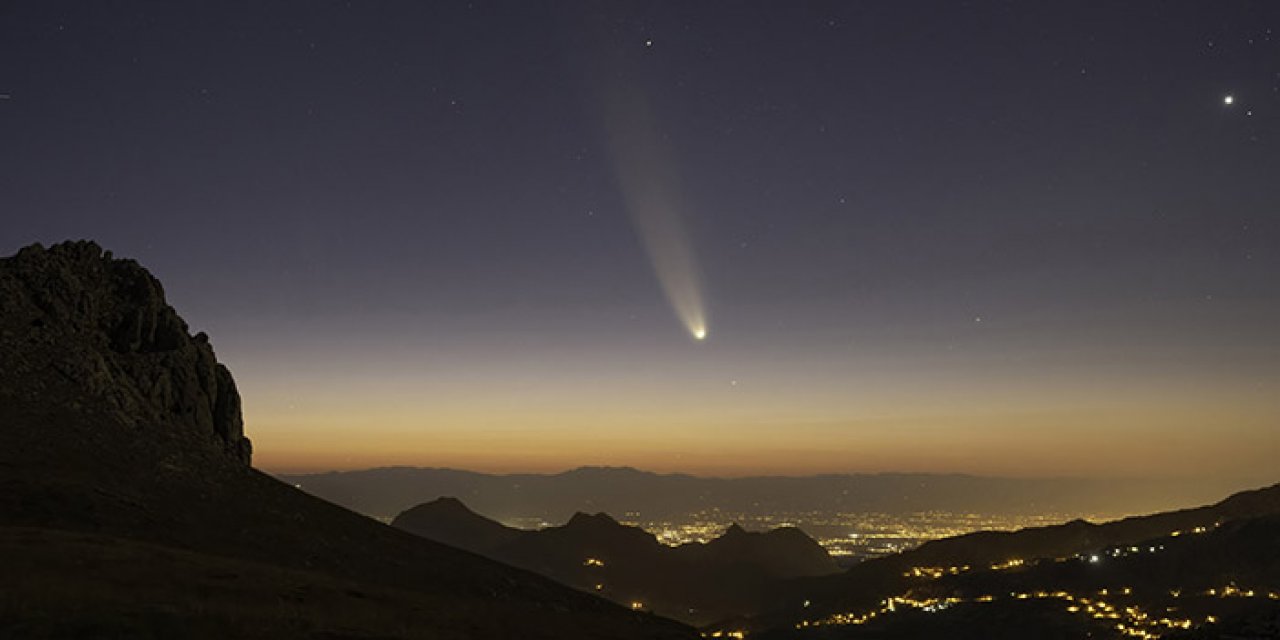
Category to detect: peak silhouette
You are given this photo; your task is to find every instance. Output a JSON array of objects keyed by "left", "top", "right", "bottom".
[
  {"left": 1, "top": 240, "right": 251, "bottom": 465},
  {"left": 392, "top": 496, "right": 522, "bottom": 552},
  {"left": 566, "top": 511, "right": 621, "bottom": 528}
]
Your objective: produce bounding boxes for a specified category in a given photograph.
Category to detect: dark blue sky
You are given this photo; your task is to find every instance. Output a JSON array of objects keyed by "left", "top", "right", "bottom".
[{"left": 2, "top": 2, "right": 1278, "bottom": 477}]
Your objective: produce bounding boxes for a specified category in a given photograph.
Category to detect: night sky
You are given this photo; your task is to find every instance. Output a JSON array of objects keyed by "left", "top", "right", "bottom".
[{"left": 3, "top": 2, "right": 1278, "bottom": 480}]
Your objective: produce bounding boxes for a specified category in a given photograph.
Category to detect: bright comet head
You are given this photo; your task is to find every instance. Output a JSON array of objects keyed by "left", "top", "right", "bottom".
[{"left": 693, "top": 327, "right": 707, "bottom": 341}]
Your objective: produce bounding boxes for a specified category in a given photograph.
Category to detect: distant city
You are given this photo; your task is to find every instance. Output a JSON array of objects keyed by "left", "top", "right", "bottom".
[
  {"left": 484, "top": 510, "right": 1108, "bottom": 563},
  {"left": 309, "top": 466, "right": 1193, "bottom": 564}
]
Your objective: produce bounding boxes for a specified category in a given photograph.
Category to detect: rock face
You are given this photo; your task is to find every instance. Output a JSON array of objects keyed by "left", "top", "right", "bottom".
[{"left": 0, "top": 240, "right": 251, "bottom": 465}]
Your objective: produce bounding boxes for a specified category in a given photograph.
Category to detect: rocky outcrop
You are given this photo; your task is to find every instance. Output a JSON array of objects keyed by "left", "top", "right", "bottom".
[{"left": 0, "top": 240, "right": 251, "bottom": 465}]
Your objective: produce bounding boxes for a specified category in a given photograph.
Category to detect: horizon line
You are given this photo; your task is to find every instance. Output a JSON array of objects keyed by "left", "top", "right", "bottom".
[{"left": 265, "top": 463, "right": 1272, "bottom": 485}]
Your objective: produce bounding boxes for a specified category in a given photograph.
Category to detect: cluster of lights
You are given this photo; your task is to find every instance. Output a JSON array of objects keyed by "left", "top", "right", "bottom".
[
  {"left": 797, "top": 524, "right": 1248, "bottom": 637},
  {"left": 1077, "top": 524, "right": 1218, "bottom": 565},
  {"left": 901, "top": 558, "right": 1028, "bottom": 579},
  {"left": 801, "top": 595, "right": 963, "bottom": 627},
  {"left": 904, "top": 565, "right": 970, "bottom": 579},
  {"left": 989, "top": 558, "right": 1027, "bottom": 571},
  {"left": 799, "top": 587, "right": 1240, "bottom": 639},
  {"left": 631, "top": 510, "right": 1105, "bottom": 559},
  {"left": 1204, "top": 584, "right": 1276, "bottom": 599},
  {"left": 1054, "top": 589, "right": 1208, "bottom": 639},
  {"left": 702, "top": 631, "right": 745, "bottom": 639},
  {"left": 1081, "top": 542, "right": 1166, "bottom": 565},
  {"left": 583, "top": 557, "right": 606, "bottom": 567},
  {"left": 633, "top": 520, "right": 734, "bottom": 546}
]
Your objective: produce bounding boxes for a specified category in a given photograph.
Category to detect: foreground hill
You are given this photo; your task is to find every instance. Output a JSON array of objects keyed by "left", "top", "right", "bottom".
[
  {"left": 0, "top": 241, "right": 695, "bottom": 640},
  {"left": 750, "top": 510, "right": 1280, "bottom": 639},
  {"left": 394, "top": 497, "right": 839, "bottom": 625},
  {"left": 724, "top": 482, "right": 1280, "bottom": 638}
]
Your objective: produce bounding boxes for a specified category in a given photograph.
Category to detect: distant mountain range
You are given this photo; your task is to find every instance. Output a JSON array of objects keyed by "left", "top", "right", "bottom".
[
  {"left": 393, "top": 497, "right": 839, "bottom": 625},
  {"left": 0, "top": 241, "right": 695, "bottom": 640},
  {"left": 279, "top": 465, "right": 1249, "bottom": 523}
]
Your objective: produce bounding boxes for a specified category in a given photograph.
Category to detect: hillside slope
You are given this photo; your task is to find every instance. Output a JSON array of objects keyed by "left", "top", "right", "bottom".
[
  {"left": 736, "top": 482, "right": 1280, "bottom": 636},
  {"left": 0, "top": 240, "right": 696, "bottom": 640}
]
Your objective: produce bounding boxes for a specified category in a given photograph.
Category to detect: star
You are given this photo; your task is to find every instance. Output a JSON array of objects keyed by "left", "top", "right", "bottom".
[{"left": 1223, "top": 95, "right": 1235, "bottom": 105}]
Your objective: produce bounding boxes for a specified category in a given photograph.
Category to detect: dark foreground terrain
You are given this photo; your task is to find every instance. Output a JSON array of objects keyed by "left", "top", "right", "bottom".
[
  {"left": 715, "top": 483, "right": 1280, "bottom": 639},
  {"left": 0, "top": 241, "right": 696, "bottom": 640}
]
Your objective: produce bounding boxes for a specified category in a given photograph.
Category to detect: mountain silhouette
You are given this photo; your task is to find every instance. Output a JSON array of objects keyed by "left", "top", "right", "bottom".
[
  {"left": 393, "top": 496, "right": 524, "bottom": 551},
  {"left": 686, "top": 523, "right": 837, "bottom": 579},
  {"left": 392, "top": 496, "right": 839, "bottom": 625},
  {"left": 0, "top": 241, "right": 696, "bottom": 640},
  {"left": 281, "top": 465, "right": 1247, "bottom": 523}
]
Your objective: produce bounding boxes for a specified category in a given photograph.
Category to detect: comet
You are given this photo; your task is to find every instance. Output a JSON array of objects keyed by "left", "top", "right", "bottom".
[{"left": 603, "top": 86, "right": 709, "bottom": 342}]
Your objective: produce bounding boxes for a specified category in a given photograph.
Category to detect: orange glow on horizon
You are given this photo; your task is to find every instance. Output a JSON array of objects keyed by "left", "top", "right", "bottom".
[
  {"left": 230, "top": 337, "right": 1280, "bottom": 482},
  {"left": 249, "top": 400, "right": 1278, "bottom": 480}
]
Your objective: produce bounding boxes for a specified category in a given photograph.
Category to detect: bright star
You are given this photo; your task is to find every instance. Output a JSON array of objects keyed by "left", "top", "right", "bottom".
[{"left": 1223, "top": 95, "right": 1234, "bottom": 105}]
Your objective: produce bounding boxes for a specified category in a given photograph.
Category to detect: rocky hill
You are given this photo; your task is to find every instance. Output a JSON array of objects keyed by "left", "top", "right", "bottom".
[
  {"left": 0, "top": 241, "right": 696, "bottom": 640},
  {"left": 0, "top": 240, "right": 251, "bottom": 465}
]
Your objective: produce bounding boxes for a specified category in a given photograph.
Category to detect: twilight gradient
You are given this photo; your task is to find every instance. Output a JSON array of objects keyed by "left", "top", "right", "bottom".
[{"left": 2, "top": 2, "right": 1277, "bottom": 480}]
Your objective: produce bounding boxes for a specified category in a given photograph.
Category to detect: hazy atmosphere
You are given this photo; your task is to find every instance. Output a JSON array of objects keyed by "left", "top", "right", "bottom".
[{"left": 4, "top": 2, "right": 1278, "bottom": 481}]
